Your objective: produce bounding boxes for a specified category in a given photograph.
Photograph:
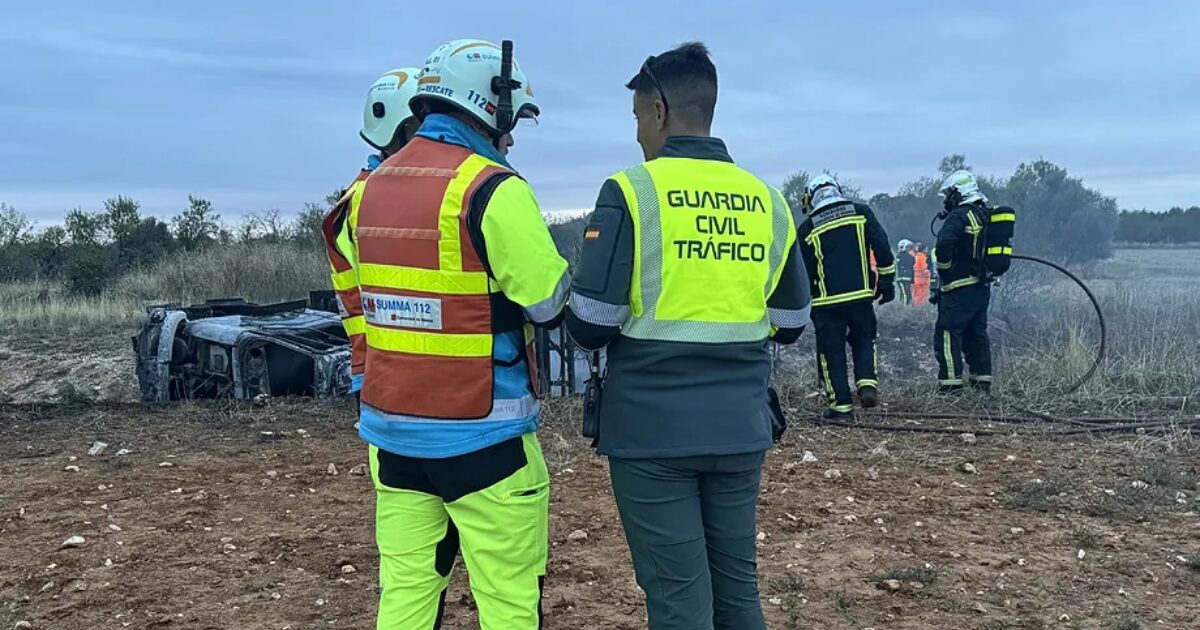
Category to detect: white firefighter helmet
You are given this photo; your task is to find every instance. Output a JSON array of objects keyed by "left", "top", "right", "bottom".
[
  {"left": 360, "top": 68, "right": 422, "bottom": 151},
  {"left": 897, "top": 238, "right": 914, "bottom": 252},
  {"left": 802, "top": 173, "right": 847, "bottom": 214},
  {"left": 410, "top": 39, "right": 540, "bottom": 137},
  {"left": 939, "top": 169, "right": 988, "bottom": 206}
]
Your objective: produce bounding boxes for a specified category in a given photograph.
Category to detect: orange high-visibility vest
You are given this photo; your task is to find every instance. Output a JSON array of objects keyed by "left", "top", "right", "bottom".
[
  {"left": 321, "top": 170, "right": 370, "bottom": 379},
  {"left": 912, "top": 251, "right": 931, "bottom": 305},
  {"left": 354, "top": 137, "right": 535, "bottom": 419}
]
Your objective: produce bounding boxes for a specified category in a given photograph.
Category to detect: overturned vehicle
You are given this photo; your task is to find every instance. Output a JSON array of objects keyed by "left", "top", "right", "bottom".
[
  {"left": 133, "top": 293, "right": 589, "bottom": 404},
  {"left": 133, "top": 294, "right": 352, "bottom": 403}
]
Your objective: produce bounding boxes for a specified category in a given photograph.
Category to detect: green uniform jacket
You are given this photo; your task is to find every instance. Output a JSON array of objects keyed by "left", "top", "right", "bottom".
[{"left": 565, "top": 136, "right": 811, "bottom": 458}]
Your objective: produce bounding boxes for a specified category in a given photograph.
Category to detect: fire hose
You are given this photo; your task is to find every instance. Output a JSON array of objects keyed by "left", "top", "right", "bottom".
[{"left": 816, "top": 231, "right": 1196, "bottom": 436}]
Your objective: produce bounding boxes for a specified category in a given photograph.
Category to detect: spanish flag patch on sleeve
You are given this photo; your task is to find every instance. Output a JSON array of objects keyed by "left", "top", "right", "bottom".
[{"left": 585, "top": 227, "right": 602, "bottom": 240}]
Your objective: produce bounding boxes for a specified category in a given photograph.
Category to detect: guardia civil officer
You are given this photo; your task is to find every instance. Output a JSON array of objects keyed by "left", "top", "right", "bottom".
[{"left": 565, "top": 42, "right": 811, "bottom": 630}]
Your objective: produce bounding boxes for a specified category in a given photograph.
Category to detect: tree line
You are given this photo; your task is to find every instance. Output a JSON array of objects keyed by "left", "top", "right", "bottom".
[
  {"left": 2, "top": 156, "right": 1194, "bottom": 297},
  {"left": 783, "top": 155, "right": 1131, "bottom": 265},
  {"left": 0, "top": 193, "right": 336, "bottom": 295},
  {"left": 1115, "top": 207, "right": 1200, "bottom": 244}
]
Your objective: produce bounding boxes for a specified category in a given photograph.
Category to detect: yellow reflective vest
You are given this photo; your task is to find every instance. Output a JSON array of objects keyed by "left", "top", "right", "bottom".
[{"left": 610, "top": 157, "right": 795, "bottom": 342}]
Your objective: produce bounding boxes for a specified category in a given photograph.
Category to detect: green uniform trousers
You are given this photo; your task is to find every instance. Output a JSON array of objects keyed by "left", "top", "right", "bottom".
[{"left": 609, "top": 452, "right": 767, "bottom": 630}]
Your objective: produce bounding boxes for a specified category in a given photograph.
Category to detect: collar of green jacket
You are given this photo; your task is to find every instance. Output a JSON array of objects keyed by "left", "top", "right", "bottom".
[{"left": 655, "top": 136, "right": 734, "bottom": 163}]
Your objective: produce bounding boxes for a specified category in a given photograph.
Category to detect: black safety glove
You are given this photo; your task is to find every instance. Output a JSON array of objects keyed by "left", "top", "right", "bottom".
[
  {"left": 876, "top": 281, "right": 896, "bottom": 305},
  {"left": 929, "top": 288, "right": 941, "bottom": 305}
]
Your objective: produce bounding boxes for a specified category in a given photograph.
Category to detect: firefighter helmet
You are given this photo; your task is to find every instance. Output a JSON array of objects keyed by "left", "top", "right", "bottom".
[
  {"left": 801, "top": 173, "right": 847, "bottom": 214},
  {"left": 938, "top": 169, "right": 988, "bottom": 210}
]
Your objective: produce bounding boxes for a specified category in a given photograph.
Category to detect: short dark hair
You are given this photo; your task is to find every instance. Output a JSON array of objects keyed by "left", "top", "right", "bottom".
[{"left": 626, "top": 42, "right": 718, "bottom": 128}]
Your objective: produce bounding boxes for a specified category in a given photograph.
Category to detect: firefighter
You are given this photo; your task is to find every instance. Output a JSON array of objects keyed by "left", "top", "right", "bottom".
[
  {"left": 564, "top": 42, "right": 810, "bottom": 630},
  {"left": 933, "top": 169, "right": 993, "bottom": 392},
  {"left": 912, "top": 242, "right": 931, "bottom": 306},
  {"left": 895, "top": 239, "right": 915, "bottom": 305},
  {"left": 797, "top": 174, "right": 896, "bottom": 420},
  {"left": 321, "top": 67, "right": 422, "bottom": 398},
  {"left": 354, "top": 39, "right": 569, "bottom": 629}
]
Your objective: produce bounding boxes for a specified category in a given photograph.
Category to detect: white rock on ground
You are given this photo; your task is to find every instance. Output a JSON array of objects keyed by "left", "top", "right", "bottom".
[
  {"left": 115, "top": 449, "right": 132, "bottom": 456},
  {"left": 960, "top": 463, "right": 979, "bottom": 475},
  {"left": 801, "top": 451, "right": 818, "bottom": 464},
  {"left": 108, "top": 524, "right": 122, "bottom": 532},
  {"left": 341, "top": 564, "right": 357, "bottom": 574},
  {"left": 61, "top": 536, "right": 86, "bottom": 549},
  {"left": 349, "top": 464, "right": 368, "bottom": 476},
  {"left": 823, "top": 469, "right": 843, "bottom": 480},
  {"left": 64, "top": 465, "right": 80, "bottom": 472},
  {"left": 567, "top": 529, "right": 588, "bottom": 542},
  {"left": 14, "top": 621, "right": 33, "bottom": 629},
  {"left": 960, "top": 433, "right": 977, "bottom": 445},
  {"left": 158, "top": 462, "right": 174, "bottom": 468},
  {"left": 87, "top": 442, "right": 108, "bottom": 456},
  {"left": 326, "top": 463, "right": 339, "bottom": 476},
  {"left": 869, "top": 442, "right": 890, "bottom": 457}
]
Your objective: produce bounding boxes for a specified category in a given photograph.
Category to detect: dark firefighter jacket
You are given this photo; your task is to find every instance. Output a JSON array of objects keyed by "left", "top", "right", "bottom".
[
  {"left": 935, "top": 202, "right": 987, "bottom": 293},
  {"left": 896, "top": 249, "right": 915, "bottom": 281},
  {"left": 797, "top": 201, "right": 895, "bottom": 309}
]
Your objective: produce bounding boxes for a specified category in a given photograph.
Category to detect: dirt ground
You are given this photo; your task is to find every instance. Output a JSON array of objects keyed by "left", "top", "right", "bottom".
[{"left": 2, "top": 398, "right": 1197, "bottom": 630}]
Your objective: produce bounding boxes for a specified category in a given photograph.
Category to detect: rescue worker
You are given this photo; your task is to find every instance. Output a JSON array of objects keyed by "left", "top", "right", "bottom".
[
  {"left": 354, "top": 39, "right": 570, "bottom": 629},
  {"left": 895, "top": 239, "right": 915, "bottom": 304},
  {"left": 933, "top": 169, "right": 993, "bottom": 392},
  {"left": 912, "top": 242, "right": 931, "bottom": 306},
  {"left": 797, "top": 174, "right": 896, "bottom": 419},
  {"left": 321, "top": 67, "right": 422, "bottom": 398},
  {"left": 564, "top": 42, "right": 811, "bottom": 630}
]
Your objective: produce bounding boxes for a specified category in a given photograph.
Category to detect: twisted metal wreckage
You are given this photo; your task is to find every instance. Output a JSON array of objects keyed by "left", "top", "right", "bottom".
[{"left": 133, "top": 292, "right": 586, "bottom": 404}]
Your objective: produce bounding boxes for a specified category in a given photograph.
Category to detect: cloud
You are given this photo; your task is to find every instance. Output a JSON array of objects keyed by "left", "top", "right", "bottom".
[{"left": 2, "top": 0, "right": 1199, "bottom": 223}]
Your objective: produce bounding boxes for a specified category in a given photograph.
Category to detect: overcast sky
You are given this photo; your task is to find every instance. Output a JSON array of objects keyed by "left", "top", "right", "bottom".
[{"left": 2, "top": 1, "right": 1198, "bottom": 224}]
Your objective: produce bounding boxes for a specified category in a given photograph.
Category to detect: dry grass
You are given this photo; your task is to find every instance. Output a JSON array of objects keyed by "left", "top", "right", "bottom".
[
  {"left": 113, "top": 241, "right": 328, "bottom": 305},
  {"left": 0, "top": 242, "right": 327, "bottom": 335},
  {"left": 0, "top": 278, "right": 142, "bottom": 334}
]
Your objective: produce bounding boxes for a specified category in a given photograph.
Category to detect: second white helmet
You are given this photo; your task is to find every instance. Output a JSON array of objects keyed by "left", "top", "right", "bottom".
[
  {"left": 410, "top": 39, "right": 540, "bottom": 137},
  {"left": 939, "top": 170, "right": 988, "bottom": 206},
  {"left": 361, "top": 68, "right": 422, "bottom": 151}
]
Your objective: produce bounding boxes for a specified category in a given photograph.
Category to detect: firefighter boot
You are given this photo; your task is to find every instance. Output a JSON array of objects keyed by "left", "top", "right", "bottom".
[
  {"left": 969, "top": 376, "right": 992, "bottom": 394},
  {"left": 858, "top": 386, "right": 879, "bottom": 409},
  {"left": 822, "top": 407, "right": 856, "bottom": 423}
]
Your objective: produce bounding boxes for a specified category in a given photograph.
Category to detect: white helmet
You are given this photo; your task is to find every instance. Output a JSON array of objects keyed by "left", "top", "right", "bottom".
[
  {"left": 897, "top": 239, "right": 914, "bottom": 252},
  {"left": 802, "top": 173, "right": 848, "bottom": 214},
  {"left": 360, "top": 67, "right": 422, "bottom": 151},
  {"left": 939, "top": 169, "right": 988, "bottom": 206},
  {"left": 410, "top": 39, "right": 540, "bottom": 137}
]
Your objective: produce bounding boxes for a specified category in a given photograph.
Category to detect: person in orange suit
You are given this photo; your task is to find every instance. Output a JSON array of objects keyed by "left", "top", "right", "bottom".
[{"left": 912, "top": 242, "right": 931, "bottom": 306}]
